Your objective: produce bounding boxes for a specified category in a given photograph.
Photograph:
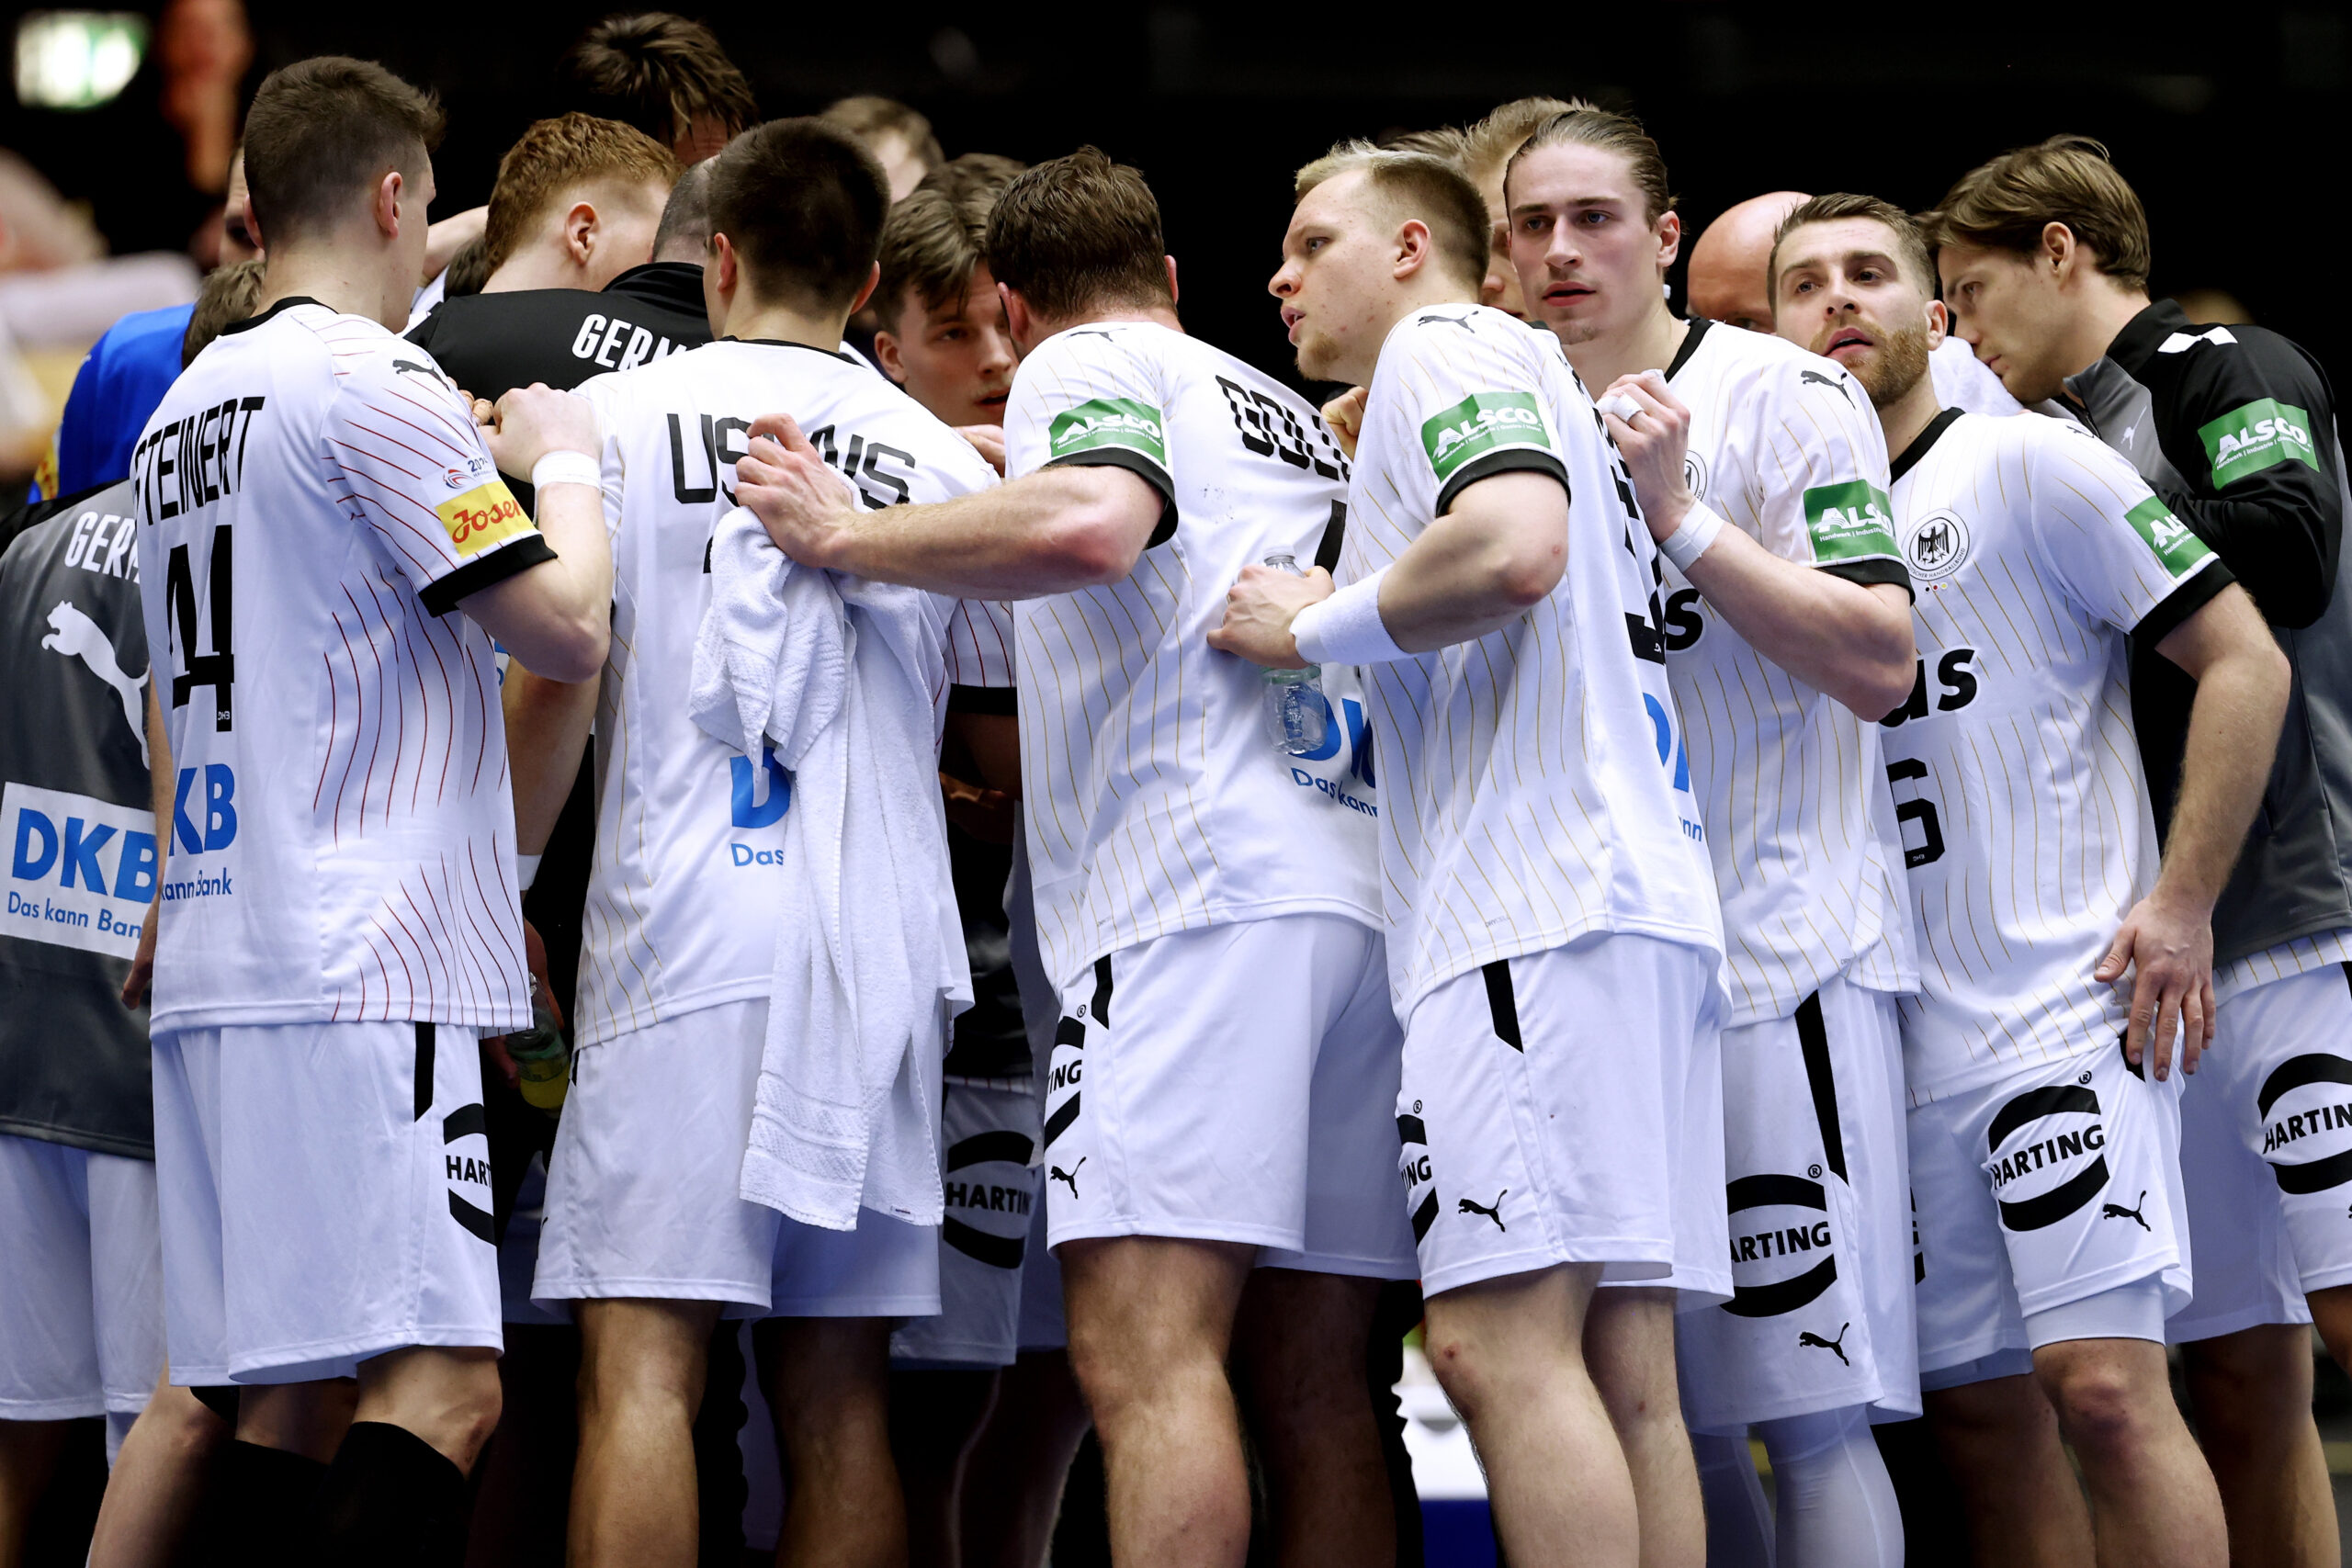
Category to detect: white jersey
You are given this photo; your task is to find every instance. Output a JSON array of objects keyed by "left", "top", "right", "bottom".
[
  {"left": 1002, "top": 321, "right": 1381, "bottom": 988},
  {"left": 1883, "top": 409, "right": 2234, "bottom": 1100},
  {"left": 1340, "top": 305, "right": 1722, "bottom": 1014},
  {"left": 1662, "top": 321, "right": 1916, "bottom": 1024},
  {"left": 1929, "top": 337, "right": 2026, "bottom": 418},
  {"left": 130, "top": 299, "right": 547, "bottom": 1032},
  {"left": 572, "top": 338, "right": 1005, "bottom": 1044}
]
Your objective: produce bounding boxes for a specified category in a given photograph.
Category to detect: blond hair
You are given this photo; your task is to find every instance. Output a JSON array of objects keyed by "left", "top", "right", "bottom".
[{"left": 1293, "top": 141, "right": 1490, "bottom": 291}]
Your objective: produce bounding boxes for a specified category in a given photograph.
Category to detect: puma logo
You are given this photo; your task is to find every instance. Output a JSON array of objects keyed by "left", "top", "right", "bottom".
[
  {"left": 1799, "top": 369, "right": 1852, "bottom": 405},
  {"left": 2102, "top": 1190, "right": 2151, "bottom": 1232},
  {"left": 41, "top": 602, "right": 148, "bottom": 764},
  {"left": 1458, "top": 1190, "right": 1507, "bottom": 1231},
  {"left": 1049, "top": 1159, "right": 1085, "bottom": 1199},
  {"left": 1798, "top": 1323, "right": 1850, "bottom": 1366},
  {"left": 1420, "top": 310, "right": 1478, "bottom": 332}
]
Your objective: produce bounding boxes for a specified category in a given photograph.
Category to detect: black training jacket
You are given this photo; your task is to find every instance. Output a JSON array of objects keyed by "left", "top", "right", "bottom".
[{"left": 2064, "top": 299, "right": 2352, "bottom": 964}]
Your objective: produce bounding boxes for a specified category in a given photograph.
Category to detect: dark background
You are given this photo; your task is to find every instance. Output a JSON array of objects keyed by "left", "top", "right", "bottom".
[{"left": 7, "top": 2, "right": 2348, "bottom": 389}]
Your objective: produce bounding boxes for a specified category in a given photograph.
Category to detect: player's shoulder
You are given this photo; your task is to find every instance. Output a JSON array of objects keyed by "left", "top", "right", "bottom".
[
  {"left": 1690, "top": 321, "right": 1864, "bottom": 414},
  {"left": 1023, "top": 319, "right": 1178, "bottom": 383}
]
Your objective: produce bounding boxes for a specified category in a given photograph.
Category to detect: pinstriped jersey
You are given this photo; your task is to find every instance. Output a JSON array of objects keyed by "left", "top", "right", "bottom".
[
  {"left": 1340, "top": 305, "right": 1722, "bottom": 1014},
  {"left": 130, "top": 299, "right": 553, "bottom": 1032},
  {"left": 571, "top": 339, "right": 1004, "bottom": 1046},
  {"left": 1002, "top": 321, "right": 1382, "bottom": 990},
  {"left": 1883, "top": 409, "right": 2235, "bottom": 1100},
  {"left": 2216, "top": 928, "right": 2352, "bottom": 1004},
  {"left": 1661, "top": 321, "right": 1916, "bottom": 1024}
]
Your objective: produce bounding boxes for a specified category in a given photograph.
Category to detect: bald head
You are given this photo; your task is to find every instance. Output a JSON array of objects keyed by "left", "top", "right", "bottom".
[{"left": 1687, "top": 190, "right": 1809, "bottom": 331}]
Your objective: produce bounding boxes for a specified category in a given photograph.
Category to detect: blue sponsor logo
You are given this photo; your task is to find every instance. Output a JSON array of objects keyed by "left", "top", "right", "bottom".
[
  {"left": 729, "top": 746, "right": 792, "bottom": 829},
  {"left": 1283, "top": 694, "right": 1378, "bottom": 815},
  {"left": 169, "top": 763, "right": 237, "bottom": 854},
  {"left": 4, "top": 783, "right": 159, "bottom": 956}
]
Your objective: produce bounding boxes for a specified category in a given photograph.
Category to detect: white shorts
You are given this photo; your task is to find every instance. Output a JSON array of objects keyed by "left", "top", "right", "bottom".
[
  {"left": 2171, "top": 961, "right": 2352, "bottom": 1342},
  {"left": 0, "top": 1136, "right": 164, "bottom": 1418},
  {"left": 1678, "top": 975, "right": 1920, "bottom": 1432},
  {"left": 534, "top": 998, "right": 937, "bottom": 1319},
  {"left": 1908, "top": 1040, "right": 2189, "bottom": 1378},
  {"left": 892, "top": 1077, "right": 1041, "bottom": 1368},
  {"left": 153, "top": 1021, "right": 503, "bottom": 1385},
  {"left": 1399, "top": 933, "right": 1723, "bottom": 1301},
  {"left": 1042, "top": 914, "right": 1416, "bottom": 1278}
]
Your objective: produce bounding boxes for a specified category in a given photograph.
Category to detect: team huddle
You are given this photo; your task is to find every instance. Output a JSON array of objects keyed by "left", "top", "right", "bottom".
[{"left": 3, "top": 17, "right": 2350, "bottom": 1568}]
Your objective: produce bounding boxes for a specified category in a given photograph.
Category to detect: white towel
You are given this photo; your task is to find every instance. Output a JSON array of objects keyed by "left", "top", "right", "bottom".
[{"left": 689, "top": 504, "right": 970, "bottom": 1231}]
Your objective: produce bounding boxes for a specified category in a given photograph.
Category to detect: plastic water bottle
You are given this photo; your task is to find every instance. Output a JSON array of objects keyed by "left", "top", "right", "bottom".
[
  {"left": 504, "top": 976, "right": 570, "bottom": 1114},
  {"left": 1260, "top": 553, "right": 1329, "bottom": 757}
]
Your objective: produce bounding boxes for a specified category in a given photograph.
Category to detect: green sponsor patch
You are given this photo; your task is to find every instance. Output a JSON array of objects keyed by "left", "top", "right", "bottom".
[
  {"left": 1803, "top": 480, "right": 1899, "bottom": 562},
  {"left": 2124, "top": 494, "right": 2212, "bottom": 576},
  {"left": 1420, "top": 391, "right": 1550, "bottom": 484},
  {"left": 1047, "top": 398, "right": 1168, "bottom": 468},
  {"left": 2200, "top": 398, "right": 2319, "bottom": 488}
]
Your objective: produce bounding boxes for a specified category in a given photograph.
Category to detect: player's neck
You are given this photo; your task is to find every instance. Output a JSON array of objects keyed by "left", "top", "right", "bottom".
[
  {"left": 1877, "top": 371, "right": 1945, "bottom": 462},
  {"left": 256, "top": 243, "right": 409, "bottom": 332},
  {"left": 1352, "top": 280, "right": 1482, "bottom": 385},
  {"left": 481, "top": 248, "right": 583, "bottom": 294},
  {"left": 1027, "top": 300, "right": 1182, "bottom": 348},
  {"left": 2057, "top": 280, "right": 2154, "bottom": 390},
  {"left": 1558, "top": 296, "right": 1688, "bottom": 394},
  {"left": 720, "top": 297, "right": 851, "bottom": 354}
]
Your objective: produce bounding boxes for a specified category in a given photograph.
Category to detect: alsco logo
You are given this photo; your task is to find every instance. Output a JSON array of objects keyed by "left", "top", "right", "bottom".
[
  {"left": 1803, "top": 481, "right": 1898, "bottom": 563},
  {"left": 2123, "top": 494, "right": 2212, "bottom": 577},
  {"left": 434, "top": 481, "right": 532, "bottom": 559},
  {"left": 1048, "top": 399, "right": 1168, "bottom": 467},
  {"left": 2201, "top": 399, "right": 2318, "bottom": 489},
  {"left": 1421, "top": 392, "right": 1549, "bottom": 484}
]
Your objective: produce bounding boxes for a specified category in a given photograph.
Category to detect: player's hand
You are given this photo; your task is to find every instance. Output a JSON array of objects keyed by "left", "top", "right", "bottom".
[
  {"left": 2096, "top": 892, "right": 2214, "bottom": 1080},
  {"left": 1599, "top": 369, "right": 1696, "bottom": 540},
  {"left": 1322, "top": 387, "right": 1368, "bottom": 460},
  {"left": 481, "top": 919, "right": 563, "bottom": 1088},
  {"left": 120, "top": 899, "right": 159, "bottom": 1010},
  {"left": 955, "top": 425, "right": 1008, "bottom": 476},
  {"left": 1209, "top": 562, "right": 1333, "bottom": 670},
  {"left": 940, "top": 770, "right": 1016, "bottom": 844},
  {"left": 736, "top": 413, "right": 860, "bottom": 570},
  {"left": 481, "top": 384, "right": 599, "bottom": 481}
]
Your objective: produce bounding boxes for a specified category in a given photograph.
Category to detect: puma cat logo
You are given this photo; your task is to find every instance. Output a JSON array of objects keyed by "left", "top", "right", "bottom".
[
  {"left": 2102, "top": 1190, "right": 2151, "bottom": 1232},
  {"left": 1799, "top": 369, "right": 1853, "bottom": 405},
  {"left": 1798, "top": 1323, "right": 1851, "bottom": 1366},
  {"left": 1458, "top": 1190, "right": 1507, "bottom": 1231},
  {"left": 1049, "top": 1159, "right": 1086, "bottom": 1199},
  {"left": 41, "top": 602, "right": 148, "bottom": 764}
]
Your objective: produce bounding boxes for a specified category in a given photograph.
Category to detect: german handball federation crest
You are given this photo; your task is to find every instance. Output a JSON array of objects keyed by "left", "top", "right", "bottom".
[{"left": 1905, "top": 510, "right": 1971, "bottom": 585}]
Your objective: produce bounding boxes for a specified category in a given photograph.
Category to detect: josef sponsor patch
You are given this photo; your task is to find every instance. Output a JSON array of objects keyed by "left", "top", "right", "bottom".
[
  {"left": 435, "top": 481, "right": 532, "bottom": 559},
  {"left": 1421, "top": 391, "right": 1550, "bottom": 485},
  {"left": 4, "top": 782, "right": 157, "bottom": 959},
  {"left": 1803, "top": 480, "right": 1899, "bottom": 563},
  {"left": 2123, "top": 495, "right": 2212, "bottom": 577},
  {"left": 1047, "top": 398, "right": 1168, "bottom": 468},
  {"left": 2200, "top": 399, "right": 2319, "bottom": 489}
]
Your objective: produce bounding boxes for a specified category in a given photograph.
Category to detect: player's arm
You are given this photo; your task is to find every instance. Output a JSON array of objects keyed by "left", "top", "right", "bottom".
[
  {"left": 1604, "top": 371, "right": 1916, "bottom": 718},
  {"left": 1208, "top": 470, "right": 1566, "bottom": 667},
  {"left": 122, "top": 680, "right": 171, "bottom": 1009},
  {"left": 503, "top": 669, "right": 598, "bottom": 857},
  {"left": 465, "top": 385, "right": 615, "bottom": 682},
  {"left": 731, "top": 413, "right": 1160, "bottom": 599},
  {"left": 2097, "top": 583, "right": 2288, "bottom": 1075}
]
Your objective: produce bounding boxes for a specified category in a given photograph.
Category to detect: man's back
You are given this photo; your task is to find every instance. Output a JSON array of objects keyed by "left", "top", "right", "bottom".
[
  {"left": 571, "top": 337, "right": 1001, "bottom": 1043},
  {"left": 407, "top": 262, "right": 712, "bottom": 402},
  {"left": 130, "top": 299, "right": 549, "bottom": 1032},
  {"left": 1002, "top": 320, "right": 1381, "bottom": 990},
  {"left": 1340, "top": 304, "right": 1720, "bottom": 1014}
]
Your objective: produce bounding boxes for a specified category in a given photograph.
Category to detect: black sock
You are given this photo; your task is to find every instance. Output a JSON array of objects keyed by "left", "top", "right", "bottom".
[
  {"left": 314, "top": 1421, "right": 470, "bottom": 1568},
  {"left": 190, "top": 1439, "right": 326, "bottom": 1568}
]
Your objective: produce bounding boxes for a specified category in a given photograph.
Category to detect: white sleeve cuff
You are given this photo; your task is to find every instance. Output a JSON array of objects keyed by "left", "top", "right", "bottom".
[{"left": 1291, "top": 570, "right": 1408, "bottom": 666}]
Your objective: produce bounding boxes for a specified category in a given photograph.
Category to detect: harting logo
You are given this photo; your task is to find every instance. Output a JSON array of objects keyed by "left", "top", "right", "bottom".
[
  {"left": 1721, "top": 1174, "right": 1838, "bottom": 1318},
  {"left": 2255, "top": 1054, "right": 2352, "bottom": 1196},
  {"left": 1985, "top": 1084, "right": 2109, "bottom": 1232}
]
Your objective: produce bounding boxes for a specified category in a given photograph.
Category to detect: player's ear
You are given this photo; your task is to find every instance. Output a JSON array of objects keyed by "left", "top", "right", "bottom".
[
  {"left": 565, "top": 201, "right": 597, "bottom": 265},
  {"left": 849, "top": 260, "right": 880, "bottom": 317},
  {"left": 1394, "top": 219, "right": 1432, "bottom": 280},
  {"left": 873, "top": 329, "right": 907, "bottom": 384},
  {"left": 2040, "top": 221, "right": 2075, "bottom": 280},
  {"left": 1925, "top": 298, "right": 1949, "bottom": 351},
  {"left": 1655, "top": 209, "right": 1682, "bottom": 271},
  {"left": 243, "top": 194, "right": 266, "bottom": 257},
  {"left": 374, "top": 170, "right": 402, "bottom": 239},
  {"left": 1000, "top": 282, "right": 1035, "bottom": 348},
  {"left": 1164, "top": 254, "right": 1179, "bottom": 307}
]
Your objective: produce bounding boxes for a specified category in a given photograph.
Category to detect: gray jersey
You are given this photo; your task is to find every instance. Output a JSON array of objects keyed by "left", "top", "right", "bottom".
[{"left": 0, "top": 479, "right": 155, "bottom": 1156}]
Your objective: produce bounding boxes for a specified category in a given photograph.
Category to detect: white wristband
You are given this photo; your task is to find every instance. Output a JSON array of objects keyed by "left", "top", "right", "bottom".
[
  {"left": 530, "top": 451, "right": 601, "bottom": 493},
  {"left": 518, "top": 854, "right": 541, "bottom": 891},
  {"left": 1658, "top": 502, "right": 1725, "bottom": 574},
  {"left": 1291, "top": 572, "right": 1408, "bottom": 666}
]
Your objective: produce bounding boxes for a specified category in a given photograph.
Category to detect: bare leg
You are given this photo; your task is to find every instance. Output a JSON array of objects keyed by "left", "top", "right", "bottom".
[
  {"left": 958, "top": 1349, "right": 1091, "bottom": 1568},
  {"left": 571, "top": 1299, "right": 721, "bottom": 1568},
  {"left": 1232, "top": 1269, "right": 1393, "bottom": 1568},
  {"left": 1423, "top": 1264, "right": 1636, "bottom": 1568},
  {"left": 87, "top": 1373, "right": 229, "bottom": 1568},
  {"left": 1585, "top": 1287, "right": 1703, "bottom": 1568},
  {"left": 0, "top": 1420, "right": 69, "bottom": 1568},
  {"left": 2180, "top": 1324, "right": 2338, "bottom": 1567},
  {"left": 239, "top": 1380, "right": 357, "bottom": 1461},
  {"left": 2032, "top": 1337, "right": 2224, "bottom": 1568},
  {"left": 350, "top": 1347, "right": 503, "bottom": 1472},
  {"left": 758, "top": 1315, "right": 906, "bottom": 1568},
  {"left": 888, "top": 1368, "right": 999, "bottom": 1568},
  {"left": 1921, "top": 1373, "right": 2093, "bottom": 1567},
  {"left": 1060, "top": 1236, "right": 1255, "bottom": 1568},
  {"left": 2309, "top": 1284, "right": 2352, "bottom": 1376}
]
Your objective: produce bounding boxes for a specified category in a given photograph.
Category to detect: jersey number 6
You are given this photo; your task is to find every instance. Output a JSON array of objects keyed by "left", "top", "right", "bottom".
[{"left": 1883, "top": 758, "right": 1944, "bottom": 868}]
